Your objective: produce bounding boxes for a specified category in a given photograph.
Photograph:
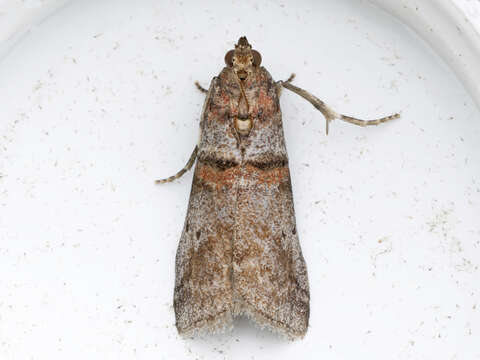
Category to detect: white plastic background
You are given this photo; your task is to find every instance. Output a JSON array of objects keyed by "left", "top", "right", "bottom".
[{"left": 1, "top": 1, "right": 479, "bottom": 359}]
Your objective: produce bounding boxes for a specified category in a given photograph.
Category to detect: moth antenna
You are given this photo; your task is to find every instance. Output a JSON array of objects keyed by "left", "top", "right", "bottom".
[{"left": 280, "top": 81, "right": 399, "bottom": 135}]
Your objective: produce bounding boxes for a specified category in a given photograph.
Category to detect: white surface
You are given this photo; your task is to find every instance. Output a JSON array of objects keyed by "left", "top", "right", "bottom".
[
  {"left": 0, "top": 0, "right": 69, "bottom": 59},
  {"left": 1, "top": 0, "right": 480, "bottom": 359},
  {"left": 371, "top": 0, "right": 480, "bottom": 109}
]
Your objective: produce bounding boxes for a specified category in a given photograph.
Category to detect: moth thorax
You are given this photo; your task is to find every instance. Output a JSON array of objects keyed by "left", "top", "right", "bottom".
[{"left": 235, "top": 116, "right": 252, "bottom": 136}]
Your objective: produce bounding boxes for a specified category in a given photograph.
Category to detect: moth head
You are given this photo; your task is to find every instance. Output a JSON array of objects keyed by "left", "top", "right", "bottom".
[{"left": 225, "top": 36, "right": 262, "bottom": 81}]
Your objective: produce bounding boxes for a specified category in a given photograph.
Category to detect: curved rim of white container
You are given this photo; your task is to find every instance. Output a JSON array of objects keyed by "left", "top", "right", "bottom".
[
  {"left": 1, "top": 0, "right": 479, "bottom": 109},
  {"left": 370, "top": 0, "right": 480, "bottom": 109}
]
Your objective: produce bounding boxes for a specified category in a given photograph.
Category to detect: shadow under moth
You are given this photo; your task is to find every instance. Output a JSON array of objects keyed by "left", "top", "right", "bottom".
[{"left": 156, "top": 37, "right": 399, "bottom": 339}]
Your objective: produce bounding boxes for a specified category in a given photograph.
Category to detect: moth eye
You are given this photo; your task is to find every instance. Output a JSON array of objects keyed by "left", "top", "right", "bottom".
[
  {"left": 225, "top": 50, "right": 235, "bottom": 67},
  {"left": 252, "top": 50, "right": 262, "bottom": 67}
]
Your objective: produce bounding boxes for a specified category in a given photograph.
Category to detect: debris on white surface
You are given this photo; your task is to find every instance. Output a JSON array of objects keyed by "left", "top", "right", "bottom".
[{"left": 1, "top": 1, "right": 479, "bottom": 359}]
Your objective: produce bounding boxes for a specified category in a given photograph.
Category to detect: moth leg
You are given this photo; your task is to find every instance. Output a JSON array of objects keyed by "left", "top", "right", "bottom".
[
  {"left": 280, "top": 81, "right": 400, "bottom": 135},
  {"left": 284, "top": 73, "right": 295, "bottom": 83},
  {"left": 275, "top": 73, "right": 295, "bottom": 97},
  {"left": 155, "top": 146, "right": 198, "bottom": 184},
  {"left": 194, "top": 81, "right": 208, "bottom": 94}
]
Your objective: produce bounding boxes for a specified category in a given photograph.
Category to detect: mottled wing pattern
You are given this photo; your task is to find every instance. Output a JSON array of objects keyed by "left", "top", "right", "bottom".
[
  {"left": 233, "top": 69, "right": 309, "bottom": 338},
  {"left": 174, "top": 67, "right": 309, "bottom": 339},
  {"left": 173, "top": 163, "right": 236, "bottom": 335},
  {"left": 174, "top": 77, "right": 239, "bottom": 335},
  {"left": 234, "top": 167, "right": 310, "bottom": 337}
]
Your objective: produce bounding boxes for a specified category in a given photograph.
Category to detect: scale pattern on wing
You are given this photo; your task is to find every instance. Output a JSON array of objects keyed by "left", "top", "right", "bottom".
[{"left": 174, "top": 66, "right": 310, "bottom": 339}]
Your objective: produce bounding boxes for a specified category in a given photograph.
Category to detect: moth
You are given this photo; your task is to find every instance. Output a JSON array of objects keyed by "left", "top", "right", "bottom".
[{"left": 156, "top": 37, "right": 399, "bottom": 339}]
